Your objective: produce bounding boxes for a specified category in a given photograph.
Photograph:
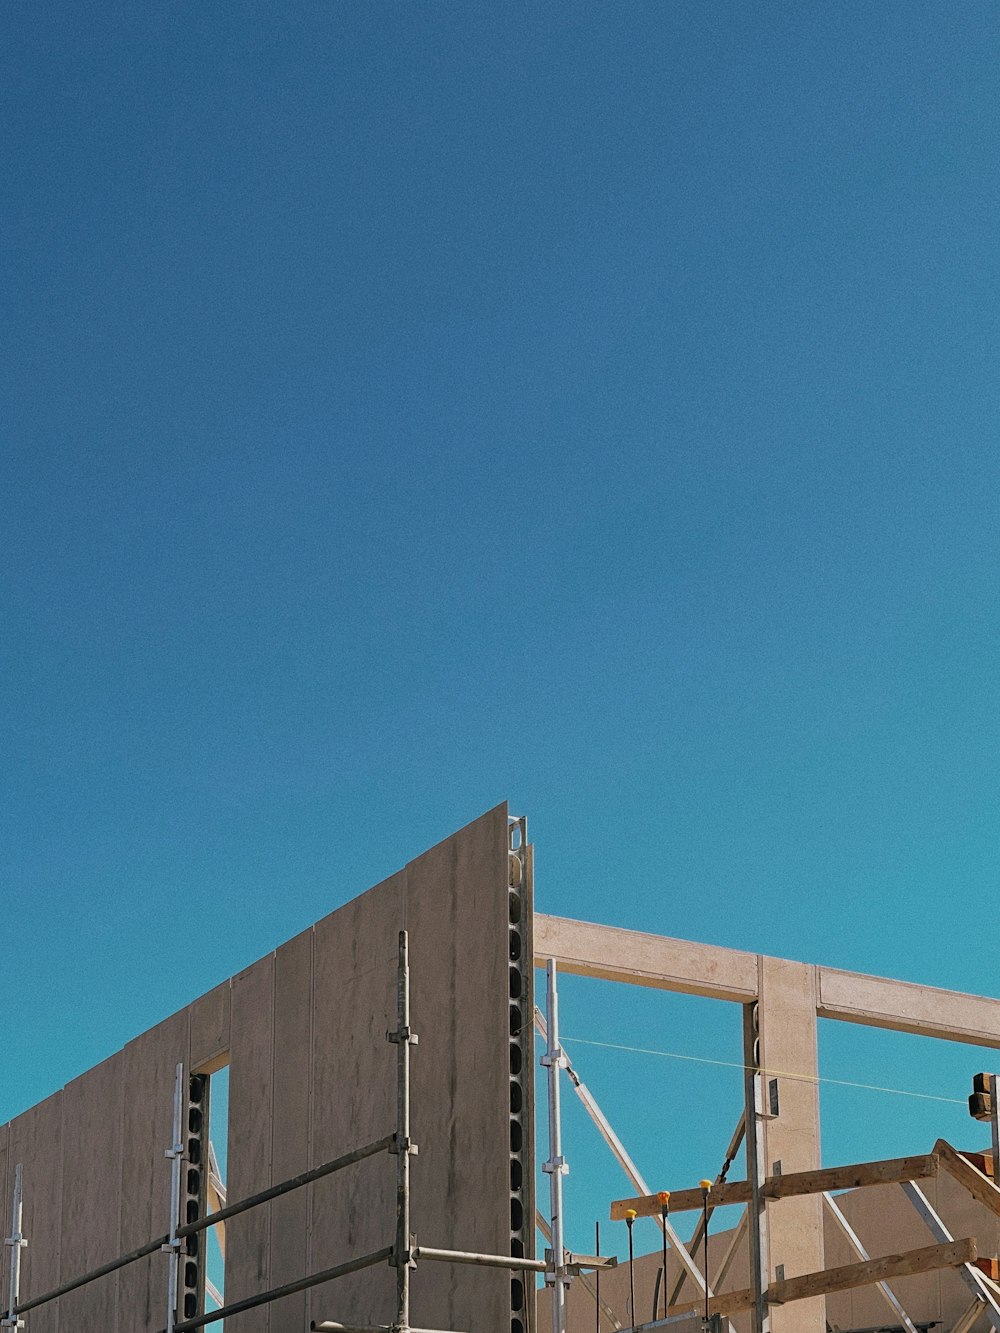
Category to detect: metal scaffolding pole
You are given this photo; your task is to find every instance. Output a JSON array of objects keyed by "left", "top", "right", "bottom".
[
  {"left": 2, "top": 1163, "right": 26, "bottom": 1331},
  {"left": 163, "top": 1061, "right": 185, "bottom": 1333},
  {"left": 542, "top": 959, "right": 570, "bottom": 1333},
  {"left": 389, "top": 929, "right": 418, "bottom": 1332},
  {"left": 533, "top": 1006, "right": 735, "bottom": 1331}
]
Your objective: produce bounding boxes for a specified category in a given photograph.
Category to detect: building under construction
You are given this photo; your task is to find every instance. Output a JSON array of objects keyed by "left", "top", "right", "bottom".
[{"left": 4, "top": 804, "right": 1000, "bottom": 1333}]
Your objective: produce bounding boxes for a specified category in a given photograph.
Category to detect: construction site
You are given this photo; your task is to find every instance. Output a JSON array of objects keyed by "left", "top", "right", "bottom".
[{"left": 4, "top": 804, "right": 1000, "bottom": 1333}]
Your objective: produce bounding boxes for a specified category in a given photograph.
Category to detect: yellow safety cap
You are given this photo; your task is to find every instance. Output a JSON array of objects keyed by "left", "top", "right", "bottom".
[
  {"left": 624, "top": 1208, "right": 638, "bottom": 1220},
  {"left": 656, "top": 1191, "right": 670, "bottom": 1205},
  {"left": 699, "top": 1179, "right": 712, "bottom": 1191}
]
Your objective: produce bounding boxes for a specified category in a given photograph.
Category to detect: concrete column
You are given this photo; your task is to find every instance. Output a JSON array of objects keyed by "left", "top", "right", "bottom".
[{"left": 754, "top": 956, "right": 825, "bottom": 1333}]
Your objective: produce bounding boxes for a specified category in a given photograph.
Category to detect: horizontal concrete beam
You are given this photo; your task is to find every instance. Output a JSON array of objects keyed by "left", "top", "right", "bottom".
[
  {"left": 532, "top": 914, "right": 758, "bottom": 1003},
  {"left": 818, "top": 967, "right": 1000, "bottom": 1048},
  {"left": 535, "top": 915, "right": 1000, "bottom": 1045}
]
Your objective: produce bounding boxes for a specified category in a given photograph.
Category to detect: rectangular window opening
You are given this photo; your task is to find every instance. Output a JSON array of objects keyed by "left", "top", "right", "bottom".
[{"left": 204, "top": 1062, "right": 230, "bottom": 1320}]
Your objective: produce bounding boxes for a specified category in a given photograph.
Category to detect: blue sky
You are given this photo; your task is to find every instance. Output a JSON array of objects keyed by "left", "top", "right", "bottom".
[{"left": 5, "top": 0, "right": 1000, "bottom": 1260}]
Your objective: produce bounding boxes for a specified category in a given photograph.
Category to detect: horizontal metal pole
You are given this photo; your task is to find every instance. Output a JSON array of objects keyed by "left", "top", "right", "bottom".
[
  {"left": 412, "top": 1245, "right": 548, "bottom": 1273},
  {"left": 312, "top": 1325, "right": 468, "bottom": 1333},
  {"left": 15, "top": 1134, "right": 395, "bottom": 1318},
  {"left": 177, "top": 1133, "right": 395, "bottom": 1240},
  {"left": 15, "top": 1234, "right": 166, "bottom": 1315},
  {"left": 166, "top": 1246, "right": 394, "bottom": 1333}
]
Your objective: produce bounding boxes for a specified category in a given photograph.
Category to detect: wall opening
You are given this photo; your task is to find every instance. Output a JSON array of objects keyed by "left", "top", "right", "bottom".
[{"left": 204, "top": 1062, "right": 229, "bottom": 1319}]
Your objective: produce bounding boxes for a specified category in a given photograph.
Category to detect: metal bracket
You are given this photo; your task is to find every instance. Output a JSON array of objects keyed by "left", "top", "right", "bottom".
[
  {"left": 389, "top": 1135, "right": 419, "bottom": 1157},
  {"left": 542, "top": 1155, "right": 569, "bottom": 1176},
  {"left": 387, "top": 1027, "right": 419, "bottom": 1046}
]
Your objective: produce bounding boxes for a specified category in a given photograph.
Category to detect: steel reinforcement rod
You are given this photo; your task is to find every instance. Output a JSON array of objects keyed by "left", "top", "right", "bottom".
[
  {"left": 13, "top": 1134, "right": 395, "bottom": 1317},
  {"left": 163, "top": 1245, "right": 394, "bottom": 1333}
]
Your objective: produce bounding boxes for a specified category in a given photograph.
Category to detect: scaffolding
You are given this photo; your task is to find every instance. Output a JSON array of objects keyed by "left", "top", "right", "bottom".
[
  {"left": 8, "top": 925, "right": 1000, "bottom": 1333},
  {"left": 0, "top": 930, "right": 610, "bottom": 1333}
]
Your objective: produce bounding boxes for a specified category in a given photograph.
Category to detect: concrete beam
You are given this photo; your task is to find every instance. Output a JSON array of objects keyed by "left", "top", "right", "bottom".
[
  {"left": 534, "top": 916, "right": 1000, "bottom": 1046},
  {"left": 532, "top": 915, "right": 758, "bottom": 1002},
  {"left": 818, "top": 967, "right": 1000, "bottom": 1048}
]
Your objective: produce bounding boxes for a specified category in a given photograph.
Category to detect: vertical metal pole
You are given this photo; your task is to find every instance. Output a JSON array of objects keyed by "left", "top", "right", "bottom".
[
  {"left": 743, "top": 1006, "right": 770, "bottom": 1333},
  {"left": 3, "top": 1163, "right": 26, "bottom": 1329},
  {"left": 990, "top": 1074, "right": 1000, "bottom": 1182},
  {"left": 163, "top": 1062, "right": 185, "bottom": 1333},
  {"left": 390, "top": 930, "right": 418, "bottom": 1333},
  {"left": 594, "top": 1220, "right": 601, "bottom": 1333},
  {"left": 542, "top": 959, "right": 569, "bottom": 1333}
]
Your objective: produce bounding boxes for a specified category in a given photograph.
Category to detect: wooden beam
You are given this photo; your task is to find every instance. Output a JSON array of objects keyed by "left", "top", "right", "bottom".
[
  {"left": 610, "top": 1154, "right": 939, "bottom": 1220},
  {"left": 767, "top": 1238, "right": 977, "bottom": 1310},
  {"left": 612, "top": 1180, "right": 750, "bottom": 1219},
  {"left": 935, "top": 1138, "right": 1000, "bottom": 1219},
  {"left": 533, "top": 914, "right": 758, "bottom": 1003},
  {"left": 765, "top": 1154, "right": 939, "bottom": 1200},
  {"left": 657, "top": 1238, "right": 977, "bottom": 1322}
]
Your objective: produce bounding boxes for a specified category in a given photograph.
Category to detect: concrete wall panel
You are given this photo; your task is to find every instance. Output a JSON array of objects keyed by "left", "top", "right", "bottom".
[
  {"left": 405, "top": 804, "right": 513, "bottom": 1331},
  {"left": 227, "top": 954, "right": 275, "bottom": 1333},
  {"left": 307, "top": 869, "right": 403, "bottom": 1328},
  {"left": 118, "top": 1010, "right": 189, "bottom": 1333},
  {"left": 1, "top": 805, "right": 528, "bottom": 1333},
  {"left": 0, "top": 1121, "right": 8, "bottom": 1314},
  {"left": 408, "top": 805, "right": 512, "bottom": 1327},
  {"left": 269, "top": 927, "right": 313, "bottom": 1333},
  {"left": 58, "top": 1052, "right": 125, "bottom": 1332},
  {"left": 7, "top": 1092, "right": 63, "bottom": 1333},
  {"left": 189, "top": 982, "right": 231, "bottom": 1074}
]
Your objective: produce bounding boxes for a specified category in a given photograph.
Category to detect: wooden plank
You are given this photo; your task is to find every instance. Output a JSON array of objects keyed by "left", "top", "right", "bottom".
[
  {"left": 767, "top": 1238, "right": 977, "bottom": 1310},
  {"left": 819, "top": 968, "right": 1000, "bottom": 1047},
  {"left": 533, "top": 915, "right": 758, "bottom": 1002},
  {"left": 665, "top": 1237, "right": 977, "bottom": 1320},
  {"left": 612, "top": 1180, "right": 752, "bottom": 1219},
  {"left": 934, "top": 1138, "right": 1000, "bottom": 1219},
  {"left": 959, "top": 1148, "right": 994, "bottom": 1177},
  {"left": 611, "top": 1155, "right": 939, "bottom": 1220},
  {"left": 766, "top": 1155, "right": 940, "bottom": 1200}
]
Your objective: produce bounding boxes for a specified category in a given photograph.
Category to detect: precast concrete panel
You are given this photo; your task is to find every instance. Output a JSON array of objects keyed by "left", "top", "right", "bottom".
[
  {"left": 307, "top": 869, "right": 402, "bottom": 1330},
  {"left": 268, "top": 927, "right": 312, "bottom": 1333},
  {"left": 0, "top": 1121, "right": 8, "bottom": 1314},
  {"left": 58, "top": 1051, "right": 125, "bottom": 1331},
  {"left": 118, "top": 1010, "right": 189, "bottom": 1333},
  {"left": 189, "top": 981, "right": 230, "bottom": 1075},
  {"left": 8, "top": 1091, "right": 64, "bottom": 1333},
  {"left": 226, "top": 954, "right": 275, "bottom": 1333},
  {"left": 0, "top": 805, "right": 531, "bottom": 1333},
  {"left": 405, "top": 805, "right": 513, "bottom": 1332}
]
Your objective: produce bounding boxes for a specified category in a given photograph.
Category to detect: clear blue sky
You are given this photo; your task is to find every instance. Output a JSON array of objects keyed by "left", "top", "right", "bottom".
[{"left": 5, "top": 0, "right": 1000, "bottom": 1258}]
